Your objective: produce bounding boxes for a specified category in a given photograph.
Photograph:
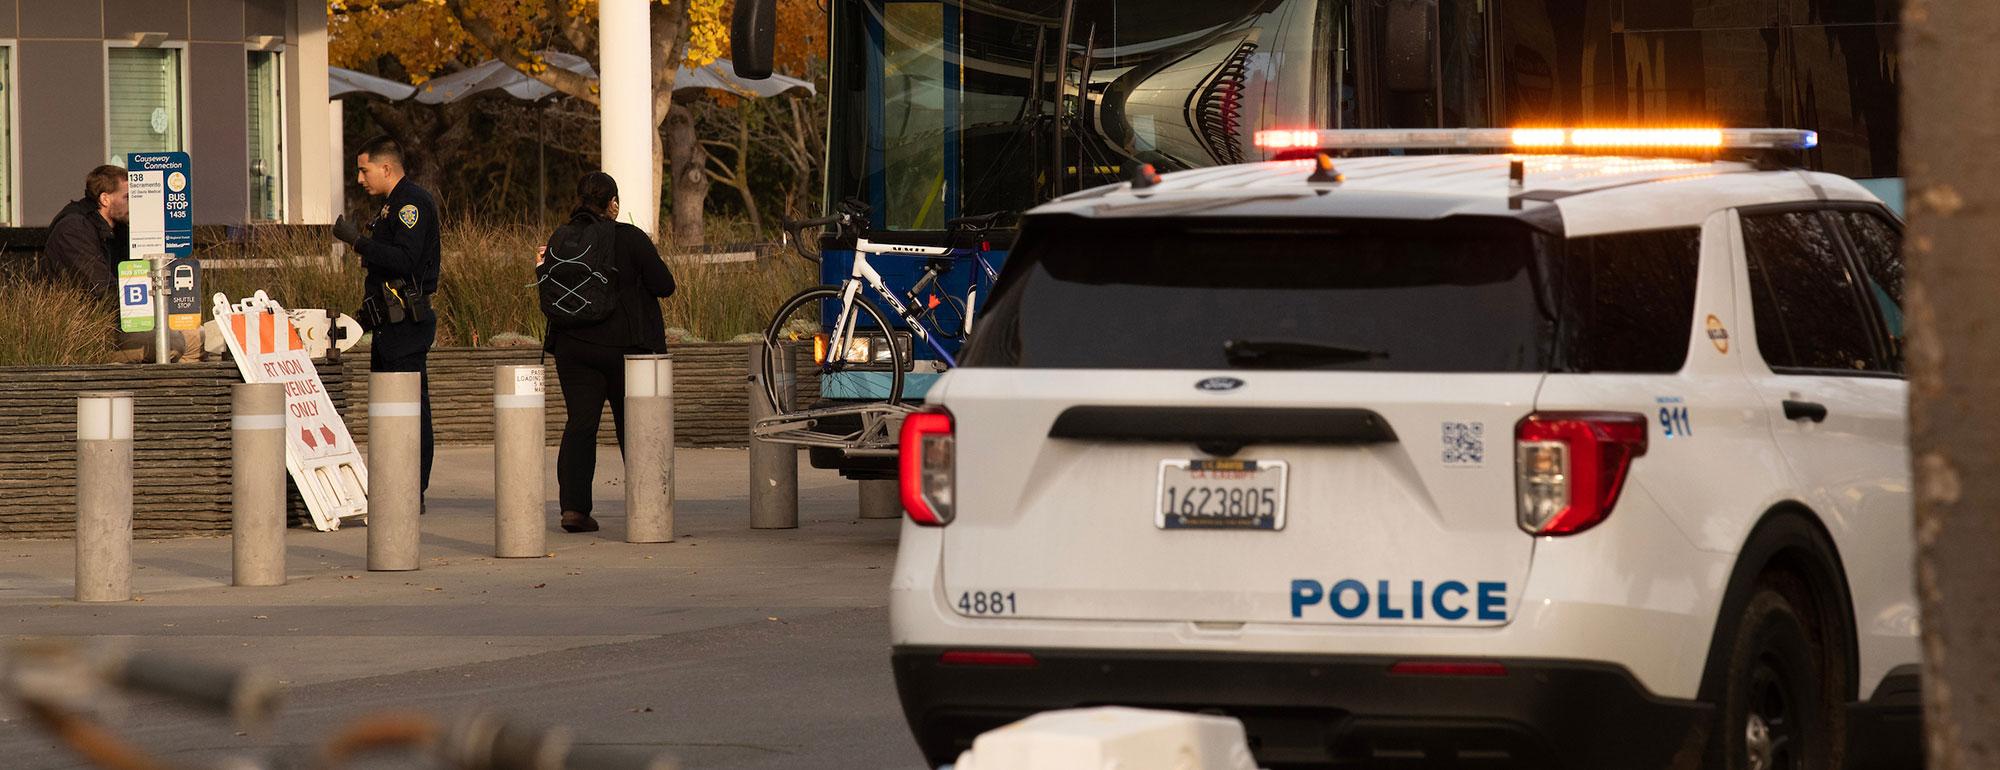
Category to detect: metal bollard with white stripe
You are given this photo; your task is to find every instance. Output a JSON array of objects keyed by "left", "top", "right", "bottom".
[
  {"left": 748, "top": 344, "right": 798, "bottom": 529},
  {"left": 494, "top": 365, "right": 547, "bottom": 558},
  {"left": 231, "top": 383, "right": 288, "bottom": 586},
  {"left": 623, "top": 354, "right": 674, "bottom": 543},
  {"left": 368, "top": 372, "right": 423, "bottom": 571},
  {"left": 76, "top": 392, "right": 134, "bottom": 602},
  {"left": 859, "top": 478, "right": 901, "bottom": 520}
]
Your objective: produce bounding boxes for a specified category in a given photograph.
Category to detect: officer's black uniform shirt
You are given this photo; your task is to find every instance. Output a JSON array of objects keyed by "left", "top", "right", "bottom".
[{"left": 356, "top": 176, "right": 441, "bottom": 297}]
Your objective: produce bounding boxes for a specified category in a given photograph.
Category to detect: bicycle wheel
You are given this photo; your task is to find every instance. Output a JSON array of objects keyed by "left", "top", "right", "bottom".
[{"left": 763, "top": 285, "right": 906, "bottom": 410}]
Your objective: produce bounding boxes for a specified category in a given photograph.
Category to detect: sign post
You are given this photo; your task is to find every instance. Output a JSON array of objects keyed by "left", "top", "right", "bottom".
[{"left": 127, "top": 152, "right": 193, "bottom": 362}]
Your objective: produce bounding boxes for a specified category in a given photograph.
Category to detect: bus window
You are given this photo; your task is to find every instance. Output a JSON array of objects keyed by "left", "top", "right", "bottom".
[
  {"left": 1353, "top": 0, "right": 1490, "bottom": 128},
  {"left": 880, "top": 2, "right": 949, "bottom": 231},
  {"left": 1791, "top": 23, "right": 1900, "bottom": 179}
]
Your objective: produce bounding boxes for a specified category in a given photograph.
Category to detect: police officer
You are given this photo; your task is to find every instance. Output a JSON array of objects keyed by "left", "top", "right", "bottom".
[{"left": 333, "top": 135, "right": 440, "bottom": 503}]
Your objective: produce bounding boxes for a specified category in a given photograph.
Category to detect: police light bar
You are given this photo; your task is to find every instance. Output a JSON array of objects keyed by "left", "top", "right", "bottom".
[{"left": 1253, "top": 127, "right": 1818, "bottom": 153}]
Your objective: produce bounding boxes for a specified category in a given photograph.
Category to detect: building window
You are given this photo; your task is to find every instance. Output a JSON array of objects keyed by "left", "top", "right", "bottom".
[
  {"left": 248, "top": 50, "right": 284, "bottom": 222},
  {"left": 107, "top": 47, "right": 184, "bottom": 165}
]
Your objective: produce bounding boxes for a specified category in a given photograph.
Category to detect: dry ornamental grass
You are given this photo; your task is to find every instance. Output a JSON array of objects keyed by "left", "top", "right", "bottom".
[{"left": 0, "top": 217, "right": 809, "bottom": 365}]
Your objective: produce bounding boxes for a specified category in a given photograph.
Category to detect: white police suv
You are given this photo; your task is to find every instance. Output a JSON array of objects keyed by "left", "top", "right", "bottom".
[{"left": 889, "top": 129, "right": 1920, "bottom": 769}]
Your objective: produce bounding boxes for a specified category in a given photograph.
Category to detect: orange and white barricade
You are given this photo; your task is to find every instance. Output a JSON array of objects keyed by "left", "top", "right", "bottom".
[{"left": 213, "top": 291, "right": 369, "bottom": 531}]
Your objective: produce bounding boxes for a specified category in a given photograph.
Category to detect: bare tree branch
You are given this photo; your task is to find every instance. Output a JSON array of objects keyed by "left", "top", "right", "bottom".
[{"left": 543, "top": 0, "right": 595, "bottom": 53}]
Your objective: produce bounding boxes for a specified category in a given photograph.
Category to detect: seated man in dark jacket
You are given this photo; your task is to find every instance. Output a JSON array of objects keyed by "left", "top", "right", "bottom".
[
  {"left": 543, "top": 172, "right": 677, "bottom": 533},
  {"left": 40, "top": 165, "right": 129, "bottom": 293}
]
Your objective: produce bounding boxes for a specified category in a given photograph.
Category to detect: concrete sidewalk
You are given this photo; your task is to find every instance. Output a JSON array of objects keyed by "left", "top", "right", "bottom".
[{"left": 0, "top": 446, "right": 924, "bottom": 769}]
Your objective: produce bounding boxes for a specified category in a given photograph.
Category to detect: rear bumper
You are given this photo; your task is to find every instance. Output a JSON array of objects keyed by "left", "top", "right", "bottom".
[{"left": 892, "top": 646, "right": 1710, "bottom": 769}]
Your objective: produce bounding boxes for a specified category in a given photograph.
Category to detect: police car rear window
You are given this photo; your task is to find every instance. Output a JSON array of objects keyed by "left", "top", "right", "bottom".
[
  {"left": 962, "top": 216, "right": 1558, "bottom": 372},
  {"left": 1557, "top": 228, "right": 1702, "bottom": 373}
]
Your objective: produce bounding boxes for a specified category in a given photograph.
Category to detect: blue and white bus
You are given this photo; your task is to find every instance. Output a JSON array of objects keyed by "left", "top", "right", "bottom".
[{"left": 739, "top": 0, "right": 1902, "bottom": 474}]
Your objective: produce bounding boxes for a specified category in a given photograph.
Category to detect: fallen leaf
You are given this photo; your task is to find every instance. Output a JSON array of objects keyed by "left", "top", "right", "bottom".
[
  {"left": 426, "top": 587, "right": 443, "bottom": 592},
  {"left": 531, "top": 583, "right": 547, "bottom": 589},
  {"left": 253, "top": 615, "right": 269, "bottom": 620}
]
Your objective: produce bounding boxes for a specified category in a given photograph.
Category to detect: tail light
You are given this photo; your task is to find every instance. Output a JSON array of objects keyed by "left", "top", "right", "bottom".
[
  {"left": 899, "top": 410, "right": 955, "bottom": 526},
  {"left": 1515, "top": 412, "right": 1649, "bottom": 536}
]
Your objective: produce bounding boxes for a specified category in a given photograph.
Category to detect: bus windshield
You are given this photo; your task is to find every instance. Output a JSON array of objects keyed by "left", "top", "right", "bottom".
[{"left": 822, "top": 0, "right": 1901, "bottom": 233}]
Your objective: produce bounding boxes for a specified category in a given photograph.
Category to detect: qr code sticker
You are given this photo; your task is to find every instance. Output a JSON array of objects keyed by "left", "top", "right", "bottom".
[{"left": 1442, "top": 422, "right": 1485, "bottom": 465}]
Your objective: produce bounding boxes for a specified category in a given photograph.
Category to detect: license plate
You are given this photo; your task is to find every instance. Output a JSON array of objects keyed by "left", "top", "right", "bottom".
[{"left": 1156, "top": 459, "right": 1288, "bottom": 531}]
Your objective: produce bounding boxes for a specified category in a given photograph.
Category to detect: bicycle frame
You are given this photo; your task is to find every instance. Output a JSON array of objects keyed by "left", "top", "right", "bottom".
[{"left": 832, "top": 237, "right": 979, "bottom": 369}]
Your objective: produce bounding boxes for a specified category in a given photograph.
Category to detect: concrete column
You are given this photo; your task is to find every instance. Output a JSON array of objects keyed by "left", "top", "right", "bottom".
[
  {"left": 749, "top": 345, "right": 799, "bottom": 529},
  {"left": 290, "top": 0, "right": 336, "bottom": 224},
  {"left": 494, "top": 365, "right": 547, "bottom": 558},
  {"left": 76, "top": 392, "right": 135, "bottom": 603},
  {"left": 624, "top": 355, "right": 674, "bottom": 543},
  {"left": 859, "top": 479, "right": 901, "bottom": 520},
  {"left": 231, "top": 383, "right": 288, "bottom": 587},
  {"left": 600, "top": 0, "right": 657, "bottom": 235},
  {"left": 368, "top": 372, "right": 422, "bottom": 571}
]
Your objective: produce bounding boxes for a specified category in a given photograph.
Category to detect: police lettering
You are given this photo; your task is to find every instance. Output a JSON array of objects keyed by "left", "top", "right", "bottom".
[{"left": 1289, "top": 578, "right": 1508, "bottom": 622}]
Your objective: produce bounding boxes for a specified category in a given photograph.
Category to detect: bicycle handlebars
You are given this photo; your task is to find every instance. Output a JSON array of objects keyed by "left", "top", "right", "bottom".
[
  {"left": 440, "top": 713, "right": 679, "bottom": 770},
  {"left": 781, "top": 205, "right": 1010, "bottom": 263},
  {"left": 115, "top": 651, "right": 282, "bottom": 726},
  {"left": 781, "top": 213, "right": 842, "bottom": 263}
]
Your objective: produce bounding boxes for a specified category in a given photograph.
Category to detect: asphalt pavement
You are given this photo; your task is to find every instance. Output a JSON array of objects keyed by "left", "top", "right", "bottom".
[{"left": 0, "top": 445, "right": 926, "bottom": 770}]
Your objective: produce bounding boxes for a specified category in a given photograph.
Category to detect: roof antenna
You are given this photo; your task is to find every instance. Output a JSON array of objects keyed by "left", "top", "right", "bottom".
[
  {"left": 1508, "top": 159, "right": 1526, "bottom": 189},
  {"left": 1308, "top": 152, "right": 1344, "bottom": 185},
  {"left": 1129, "top": 162, "right": 1163, "bottom": 190}
]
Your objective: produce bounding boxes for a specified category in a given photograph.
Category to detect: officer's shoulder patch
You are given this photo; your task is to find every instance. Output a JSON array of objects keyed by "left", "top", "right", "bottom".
[{"left": 398, "top": 204, "right": 419, "bottom": 229}]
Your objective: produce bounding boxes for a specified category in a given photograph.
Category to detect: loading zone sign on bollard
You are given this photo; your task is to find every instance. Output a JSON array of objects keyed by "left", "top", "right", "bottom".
[{"left": 214, "top": 290, "right": 370, "bottom": 531}]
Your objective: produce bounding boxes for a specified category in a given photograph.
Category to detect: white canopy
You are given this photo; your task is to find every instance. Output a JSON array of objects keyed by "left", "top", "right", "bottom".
[
  {"left": 329, "top": 66, "right": 417, "bottom": 100},
  {"left": 403, "top": 51, "right": 814, "bottom": 105}
]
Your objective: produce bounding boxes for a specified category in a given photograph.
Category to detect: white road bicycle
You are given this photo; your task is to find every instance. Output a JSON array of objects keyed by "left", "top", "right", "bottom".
[{"left": 761, "top": 204, "right": 1003, "bottom": 412}]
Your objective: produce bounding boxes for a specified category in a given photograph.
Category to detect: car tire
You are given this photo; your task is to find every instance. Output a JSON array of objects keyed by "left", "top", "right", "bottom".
[{"left": 1709, "top": 574, "right": 1841, "bottom": 770}]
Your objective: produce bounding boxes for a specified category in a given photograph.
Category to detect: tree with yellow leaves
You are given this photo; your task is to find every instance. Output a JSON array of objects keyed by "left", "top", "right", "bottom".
[{"left": 329, "top": 0, "right": 731, "bottom": 242}]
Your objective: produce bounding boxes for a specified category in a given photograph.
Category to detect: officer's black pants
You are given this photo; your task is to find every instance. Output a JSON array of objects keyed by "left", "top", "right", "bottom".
[
  {"left": 553, "top": 339, "right": 649, "bottom": 515},
  {"left": 371, "top": 319, "right": 436, "bottom": 494}
]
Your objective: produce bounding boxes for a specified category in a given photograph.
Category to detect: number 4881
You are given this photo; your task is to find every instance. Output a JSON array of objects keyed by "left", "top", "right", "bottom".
[{"left": 957, "top": 591, "right": 1016, "bottom": 615}]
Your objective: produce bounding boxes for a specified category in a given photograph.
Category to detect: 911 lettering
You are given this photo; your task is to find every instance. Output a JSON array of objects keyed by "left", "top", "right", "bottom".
[{"left": 1290, "top": 579, "right": 1508, "bottom": 622}]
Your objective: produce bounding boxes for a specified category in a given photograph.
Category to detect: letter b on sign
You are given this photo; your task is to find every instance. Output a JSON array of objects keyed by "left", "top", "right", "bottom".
[{"left": 124, "top": 283, "right": 147, "bottom": 306}]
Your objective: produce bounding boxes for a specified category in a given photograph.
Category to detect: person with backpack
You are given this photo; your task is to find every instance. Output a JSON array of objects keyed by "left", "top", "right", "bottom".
[{"left": 537, "top": 172, "right": 676, "bottom": 533}]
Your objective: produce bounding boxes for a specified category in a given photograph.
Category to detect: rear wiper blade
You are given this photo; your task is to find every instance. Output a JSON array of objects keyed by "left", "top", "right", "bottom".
[{"left": 1223, "top": 338, "right": 1390, "bottom": 368}]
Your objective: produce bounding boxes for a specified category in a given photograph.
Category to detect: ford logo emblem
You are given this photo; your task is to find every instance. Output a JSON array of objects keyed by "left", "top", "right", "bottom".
[{"left": 1196, "top": 377, "right": 1244, "bottom": 392}]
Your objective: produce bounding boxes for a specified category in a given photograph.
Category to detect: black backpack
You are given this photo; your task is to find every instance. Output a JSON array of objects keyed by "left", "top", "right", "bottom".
[{"left": 536, "top": 220, "right": 620, "bottom": 328}]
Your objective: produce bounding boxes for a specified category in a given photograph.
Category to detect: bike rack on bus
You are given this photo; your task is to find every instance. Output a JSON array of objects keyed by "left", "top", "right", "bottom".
[{"left": 752, "top": 401, "right": 916, "bottom": 457}]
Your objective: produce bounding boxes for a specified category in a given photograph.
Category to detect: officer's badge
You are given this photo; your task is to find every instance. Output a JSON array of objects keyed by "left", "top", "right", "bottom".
[{"left": 398, "top": 204, "right": 419, "bottom": 229}]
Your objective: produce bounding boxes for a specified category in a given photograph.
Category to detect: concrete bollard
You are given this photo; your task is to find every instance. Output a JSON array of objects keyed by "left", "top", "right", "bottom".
[
  {"left": 494, "top": 365, "right": 547, "bottom": 558},
  {"left": 368, "top": 372, "right": 423, "bottom": 571},
  {"left": 76, "top": 392, "right": 135, "bottom": 602},
  {"left": 748, "top": 345, "right": 799, "bottom": 530},
  {"left": 624, "top": 355, "right": 675, "bottom": 543},
  {"left": 859, "top": 478, "right": 901, "bottom": 520},
  {"left": 231, "top": 383, "right": 288, "bottom": 587}
]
